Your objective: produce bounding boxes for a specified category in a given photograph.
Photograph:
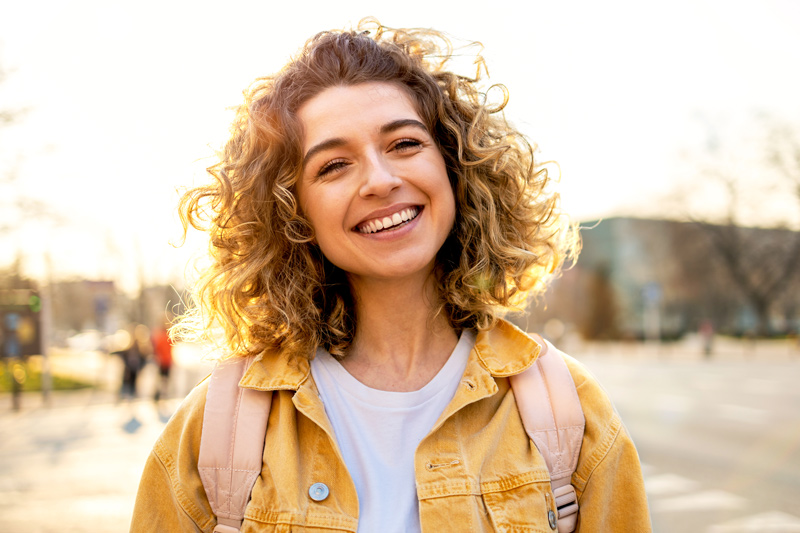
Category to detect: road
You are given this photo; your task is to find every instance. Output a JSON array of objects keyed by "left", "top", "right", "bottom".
[
  {"left": 577, "top": 339, "right": 800, "bottom": 532},
  {"left": 1, "top": 338, "right": 798, "bottom": 532}
]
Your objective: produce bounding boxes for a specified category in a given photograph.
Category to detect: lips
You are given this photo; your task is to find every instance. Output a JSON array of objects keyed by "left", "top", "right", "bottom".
[{"left": 356, "top": 206, "right": 421, "bottom": 234}]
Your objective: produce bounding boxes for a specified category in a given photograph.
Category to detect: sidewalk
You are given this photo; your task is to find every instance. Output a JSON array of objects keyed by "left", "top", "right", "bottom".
[
  {"left": 0, "top": 343, "right": 215, "bottom": 532},
  {"left": 1, "top": 395, "right": 182, "bottom": 532}
]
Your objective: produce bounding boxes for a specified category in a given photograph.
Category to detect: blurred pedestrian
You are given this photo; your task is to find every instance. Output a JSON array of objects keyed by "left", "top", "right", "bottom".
[
  {"left": 151, "top": 322, "right": 173, "bottom": 402},
  {"left": 113, "top": 324, "right": 149, "bottom": 400},
  {"left": 700, "top": 319, "right": 714, "bottom": 358}
]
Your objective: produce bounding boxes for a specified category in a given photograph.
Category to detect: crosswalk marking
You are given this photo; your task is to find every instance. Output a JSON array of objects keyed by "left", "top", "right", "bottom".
[
  {"left": 717, "top": 403, "right": 769, "bottom": 424},
  {"left": 644, "top": 467, "right": 800, "bottom": 531},
  {"left": 743, "top": 378, "right": 783, "bottom": 396},
  {"left": 644, "top": 473, "right": 700, "bottom": 496},
  {"left": 654, "top": 394, "right": 693, "bottom": 421},
  {"left": 652, "top": 489, "right": 746, "bottom": 512},
  {"left": 707, "top": 511, "right": 800, "bottom": 532}
]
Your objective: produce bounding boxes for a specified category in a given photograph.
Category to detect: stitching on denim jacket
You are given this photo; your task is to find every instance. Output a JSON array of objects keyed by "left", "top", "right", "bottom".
[
  {"left": 573, "top": 412, "right": 622, "bottom": 491},
  {"left": 426, "top": 459, "right": 460, "bottom": 470},
  {"left": 154, "top": 438, "right": 216, "bottom": 531}
]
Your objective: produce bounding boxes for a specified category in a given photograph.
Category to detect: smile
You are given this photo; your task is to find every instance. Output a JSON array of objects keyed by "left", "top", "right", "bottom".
[{"left": 356, "top": 207, "right": 421, "bottom": 234}]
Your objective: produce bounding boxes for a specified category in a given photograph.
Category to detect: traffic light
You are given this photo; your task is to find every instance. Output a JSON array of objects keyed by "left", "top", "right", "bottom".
[{"left": 1, "top": 289, "right": 42, "bottom": 358}]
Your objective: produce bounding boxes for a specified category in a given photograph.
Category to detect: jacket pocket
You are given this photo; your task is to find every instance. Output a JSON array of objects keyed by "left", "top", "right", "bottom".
[{"left": 481, "top": 476, "right": 555, "bottom": 533}]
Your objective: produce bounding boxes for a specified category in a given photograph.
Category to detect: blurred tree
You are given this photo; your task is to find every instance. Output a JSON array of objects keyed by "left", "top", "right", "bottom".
[
  {"left": 768, "top": 120, "right": 800, "bottom": 210},
  {"left": 0, "top": 60, "right": 20, "bottom": 234},
  {"left": 1, "top": 60, "right": 27, "bottom": 234},
  {"left": 695, "top": 218, "right": 800, "bottom": 336},
  {"left": 681, "top": 116, "right": 800, "bottom": 337},
  {"left": 0, "top": 58, "right": 59, "bottom": 238},
  {"left": 766, "top": 120, "right": 800, "bottom": 331},
  {"left": 579, "top": 263, "right": 620, "bottom": 340}
]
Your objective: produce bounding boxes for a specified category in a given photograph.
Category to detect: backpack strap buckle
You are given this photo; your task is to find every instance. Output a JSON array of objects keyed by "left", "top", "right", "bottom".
[
  {"left": 213, "top": 523, "right": 243, "bottom": 533},
  {"left": 553, "top": 484, "right": 579, "bottom": 532}
]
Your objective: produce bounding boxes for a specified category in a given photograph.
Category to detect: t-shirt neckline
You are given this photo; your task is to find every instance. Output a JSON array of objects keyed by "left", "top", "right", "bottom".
[{"left": 312, "top": 330, "right": 475, "bottom": 409}]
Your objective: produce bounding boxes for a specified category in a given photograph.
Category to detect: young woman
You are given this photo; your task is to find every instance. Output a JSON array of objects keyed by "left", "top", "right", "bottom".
[{"left": 131, "top": 20, "right": 651, "bottom": 532}]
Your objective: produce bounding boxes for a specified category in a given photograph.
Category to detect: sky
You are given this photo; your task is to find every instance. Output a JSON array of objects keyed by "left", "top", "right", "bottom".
[{"left": 2, "top": 0, "right": 799, "bottom": 292}]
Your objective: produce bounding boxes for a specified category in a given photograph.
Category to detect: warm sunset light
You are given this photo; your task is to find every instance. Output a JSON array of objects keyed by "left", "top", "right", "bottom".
[
  {"left": 2, "top": 3, "right": 800, "bottom": 532},
  {"left": 1, "top": 1, "right": 798, "bottom": 291}
]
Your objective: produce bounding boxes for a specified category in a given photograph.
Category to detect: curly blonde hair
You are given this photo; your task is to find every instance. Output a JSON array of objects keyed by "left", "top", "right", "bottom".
[{"left": 178, "top": 19, "right": 578, "bottom": 359}]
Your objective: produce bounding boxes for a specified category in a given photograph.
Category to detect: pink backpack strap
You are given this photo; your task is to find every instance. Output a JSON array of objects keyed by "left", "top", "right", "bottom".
[
  {"left": 198, "top": 356, "right": 272, "bottom": 533},
  {"left": 510, "top": 338, "right": 585, "bottom": 533}
]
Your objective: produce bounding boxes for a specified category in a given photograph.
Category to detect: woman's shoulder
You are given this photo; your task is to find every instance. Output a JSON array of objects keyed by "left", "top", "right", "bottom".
[
  {"left": 557, "top": 349, "right": 618, "bottom": 422},
  {"left": 132, "top": 378, "right": 215, "bottom": 531},
  {"left": 149, "top": 378, "right": 210, "bottom": 488},
  {"left": 554, "top": 348, "right": 637, "bottom": 492}
]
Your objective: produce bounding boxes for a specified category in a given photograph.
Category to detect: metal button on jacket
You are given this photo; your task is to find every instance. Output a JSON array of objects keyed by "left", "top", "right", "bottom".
[
  {"left": 548, "top": 509, "right": 557, "bottom": 530},
  {"left": 309, "top": 482, "right": 330, "bottom": 502}
]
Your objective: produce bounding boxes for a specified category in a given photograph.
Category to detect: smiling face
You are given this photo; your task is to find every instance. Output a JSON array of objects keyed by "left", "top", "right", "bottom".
[{"left": 296, "top": 82, "right": 456, "bottom": 287}]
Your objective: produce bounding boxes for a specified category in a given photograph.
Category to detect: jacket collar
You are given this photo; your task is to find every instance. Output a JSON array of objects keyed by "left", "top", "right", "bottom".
[
  {"left": 473, "top": 318, "right": 542, "bottom": 376},
  {"left": 238, "top": 345, "right": 312, "bottom": 391},
  {"left": 237, "top": 318, "right": 542, "bottom": 392}
]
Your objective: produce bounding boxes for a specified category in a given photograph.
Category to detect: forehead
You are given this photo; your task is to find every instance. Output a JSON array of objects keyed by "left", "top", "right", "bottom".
[{"left": 297, "top": 82, "right": 423, "bottom": 147}]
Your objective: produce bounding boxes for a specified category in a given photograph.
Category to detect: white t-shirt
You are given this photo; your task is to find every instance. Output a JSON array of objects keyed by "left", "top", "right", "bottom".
[{"left": 310, "top": 330, "right": 475, "bottom": 533}]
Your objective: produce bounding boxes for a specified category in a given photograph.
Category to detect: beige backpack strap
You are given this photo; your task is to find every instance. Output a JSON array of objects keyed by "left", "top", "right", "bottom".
[
  {"left": 510, "top": 338, "right": 585, "bottom": 533},
  {"left": 198, "top": 356, "right": 272, "bottom": 533}
]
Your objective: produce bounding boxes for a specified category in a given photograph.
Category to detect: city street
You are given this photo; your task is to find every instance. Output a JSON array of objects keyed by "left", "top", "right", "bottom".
[
  {"left": 578, "top": 340, "right": 800, "bottom": 532},
  {"left": 1, "top": 338, "right": 799, "bottom": 532}
]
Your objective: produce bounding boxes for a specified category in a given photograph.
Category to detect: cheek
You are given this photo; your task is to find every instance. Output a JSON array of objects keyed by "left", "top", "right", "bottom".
[
  {"left": 298, "top": 184, "right": 324, "bottom": 229},
  {"left": 304, "top": 195, "right": 346, "bottom": 247}
]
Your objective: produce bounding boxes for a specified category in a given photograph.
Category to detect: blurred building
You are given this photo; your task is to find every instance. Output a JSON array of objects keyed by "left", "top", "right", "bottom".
[
  {"left": 527, "top": 217, "right": 800, "bottom": 340},
  {"left": 49, "top": 280, "right": 117, "bottom": 333},
  {"left": 47, "top": 280, "right": 184, "bottom": 345}
]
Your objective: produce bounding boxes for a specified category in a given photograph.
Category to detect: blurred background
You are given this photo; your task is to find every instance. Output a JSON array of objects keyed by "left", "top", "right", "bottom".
[{"left": 1, "top": 0, "right": 799, "bottom": 531}]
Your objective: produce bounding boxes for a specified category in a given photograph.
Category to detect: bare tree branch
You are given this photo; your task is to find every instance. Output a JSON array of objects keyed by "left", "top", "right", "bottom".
[{"left": 681, "top": 116, "right": 800, "bottom": 335}]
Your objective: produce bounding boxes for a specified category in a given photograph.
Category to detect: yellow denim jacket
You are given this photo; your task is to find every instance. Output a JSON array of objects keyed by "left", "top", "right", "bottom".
[{"left": 131, "top": 320, "right": 652, "bottom": 532}]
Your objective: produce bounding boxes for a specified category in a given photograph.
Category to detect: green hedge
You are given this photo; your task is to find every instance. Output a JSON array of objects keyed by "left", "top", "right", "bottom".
[{"left": 0, "top": 361, "right": 93, "bottom": 392}]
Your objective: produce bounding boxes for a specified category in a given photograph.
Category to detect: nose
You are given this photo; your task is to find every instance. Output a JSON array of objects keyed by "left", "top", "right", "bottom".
[{"left": 359, "top": 152, "right": 402, "bottom": 198}]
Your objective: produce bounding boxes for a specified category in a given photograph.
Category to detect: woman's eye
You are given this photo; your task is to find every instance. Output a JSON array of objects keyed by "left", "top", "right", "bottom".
[
  {"left": 317, "top": 159, "right": 348, "bottom": 177},
  {"left": 392, "top": 138, "right": 423, "bottom": 152}
]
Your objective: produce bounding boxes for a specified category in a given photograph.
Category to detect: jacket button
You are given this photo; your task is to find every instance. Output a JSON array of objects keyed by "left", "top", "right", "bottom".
[
  {"left": 309, "top": 482, "right": 330, "bottom": 502},
  {"left": 548, "top": 509, "right": 557, "bottom": 530}
]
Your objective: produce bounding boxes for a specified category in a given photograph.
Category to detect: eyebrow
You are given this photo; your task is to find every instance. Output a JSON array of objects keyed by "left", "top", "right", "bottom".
[
  {"left": 302, "top": 119, "right": 429, "bottom": 167},
  {"left": 380, "top": 118, "right": 428, "bottom": 135}
]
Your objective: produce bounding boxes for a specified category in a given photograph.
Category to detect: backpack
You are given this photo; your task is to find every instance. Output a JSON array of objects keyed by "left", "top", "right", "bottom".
[{"left": 198, "top": 338, "right": 584, "bottom": 533}]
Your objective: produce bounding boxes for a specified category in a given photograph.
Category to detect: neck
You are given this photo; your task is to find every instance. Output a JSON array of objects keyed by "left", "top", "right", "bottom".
[{"left": 342, "top": 272, "right": 459, "bottom": 392}]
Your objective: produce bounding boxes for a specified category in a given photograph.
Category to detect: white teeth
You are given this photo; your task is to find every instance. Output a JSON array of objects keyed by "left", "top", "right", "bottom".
[{"left": 359, "top": 207, "right": 419, "bottom": 234}]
